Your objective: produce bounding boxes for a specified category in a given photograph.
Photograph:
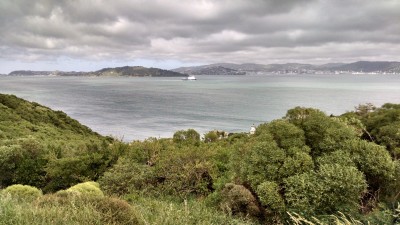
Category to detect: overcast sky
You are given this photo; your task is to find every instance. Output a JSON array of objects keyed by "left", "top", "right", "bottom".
[{"left": 0, "top": 0, "right": 399, "bottom": 73}]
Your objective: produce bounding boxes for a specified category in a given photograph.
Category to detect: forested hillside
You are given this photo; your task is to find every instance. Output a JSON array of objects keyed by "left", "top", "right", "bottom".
[{"left": 0, "top": 93, "right": 399, "bottom": 224}]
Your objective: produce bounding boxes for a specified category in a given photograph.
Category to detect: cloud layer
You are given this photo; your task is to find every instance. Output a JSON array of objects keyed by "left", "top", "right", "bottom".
[{"left": 1, "top": 0, "right": 399, "bottom": 72}]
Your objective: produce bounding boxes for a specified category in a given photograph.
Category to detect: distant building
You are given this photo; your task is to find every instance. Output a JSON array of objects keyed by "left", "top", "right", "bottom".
[{"left": 250, "top": 125, "right": 256, "bottom": 135}]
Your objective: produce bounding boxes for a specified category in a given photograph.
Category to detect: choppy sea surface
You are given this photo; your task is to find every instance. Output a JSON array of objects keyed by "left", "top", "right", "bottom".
[{"left": 1, "top": 74, "right": 399, "bottom": 141}]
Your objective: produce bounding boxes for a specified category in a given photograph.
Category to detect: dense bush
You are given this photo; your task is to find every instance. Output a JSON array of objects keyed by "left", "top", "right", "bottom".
[
  {"left": 342, "top": 139, "right": 395, "bottom": 189},
  {"left": 2, "top": 184, "right": 43, "bottom": 202},
  {"left": 64, "top": 181, "right": 104, "bottom": 197},
  {"left": 99, "top": 158, "right": 154, "bottom": 196},
  {"left": 0, "top": 138, "right": 48, "bottom": 188},
  {"left": 172, "top": 129, "right": 200, "bottom": 146},
  {"left": 284, "top": 164, "right": 367, "bottom": 215},
  {"left": 154, "top": 146, "right": 216, "bottom": 198},
  {"left": 219, "top": 183, "right": 261, "bottom": 218},
  {"left": 256, "top": 181, "right": 285, "bottom": 213},
  {"left": 93, "top": 197, "right": 142, "bottom": 225}
]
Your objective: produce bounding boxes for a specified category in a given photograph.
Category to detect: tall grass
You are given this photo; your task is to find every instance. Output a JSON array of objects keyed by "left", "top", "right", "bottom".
[
  {"left": 1, "top": 189, "right": 397, "bottom": 225},
  {"left": 0, "top": 192, "right": 141, "bottom": 225},
  {"left": 0, "top": 193, "right": 102, "bottom": 225},
  {"left": 129, "top": 196, "right": 256, "bottom": 225},
  {"left": 287, "top": 212, "right": 367, "bottom": 225}
]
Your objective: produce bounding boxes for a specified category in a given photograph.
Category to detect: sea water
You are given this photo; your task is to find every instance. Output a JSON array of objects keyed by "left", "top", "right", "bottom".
[{"left": 1, "top": 74, "right": 399, "bottom": 141}]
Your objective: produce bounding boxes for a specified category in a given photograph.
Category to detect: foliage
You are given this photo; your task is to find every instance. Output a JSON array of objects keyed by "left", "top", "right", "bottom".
[
  {"left": 0, "top": 190, "right": 142, "bottom": 225},
  {"left": 256, "top": 181, "right": 285, "bottom": 213},
  {"left": 130, "top": 196, "right": 255, "bottom": 225},
  {"left": 63, "top": 181, "right": 104, "bottom": 197},
  {"left": 316, "top": 150, "right": 355, "bottom": 168},
  {"left": 2, "top": 184, "right": 42, "bottom": 202},
  {"left": 99, "top": 157, "right": 154, "bottom": 196},
  {"left": 92, "top": 196, "right": 142, "bottom": 225},
  {"left": 0, "top": 94, "right": 116, "bottom": 192},
  {"left": 154, "top": 145, "right": 216, "bottom": 198},
  {"left": 0, "top": 138, "right": 48, "bottom": 188},
  {"left": 241, "top": 135, "right": 313, "bottom": 188},
  {"left": 1, "top": 93, "right": 400, "bottom": 224},
  {"left": 342, "top": 139, "right": 395, "bottom": 189},
  {"left": 173, "top": 129, "right": 200, "bottom": 146},
  {"left": 284, "top": 164, "right": 367, "bottom": 215},
  {"left": 285, "top": 107, "right": 358, "bottom": 156},
  {"left": 255, "top": 119, "right": 305, "bottom": 150},
  {"left": 219, "top": 183, "right": 262, "bottom": 218},
  {"left": 375, "top": 121, "right": 400, "bottom": 159},
  {"left": 204, "top": 130, "right": 219, "bottom": 143},
  {"left": 44, "top": 141, "right": 119, "bottom": 192}
]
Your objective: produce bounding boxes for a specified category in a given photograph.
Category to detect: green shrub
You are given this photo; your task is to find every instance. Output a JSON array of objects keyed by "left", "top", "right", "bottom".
[
  {"left": 64, "top": 181, "right": 104, "bottom": 197},
  {"left": 99, "top": 158, "right": 154, "bottom": 196},
  {"left": 173, "top": 129, "right": 200, "bottom": 146},
  {"left": 154, "top": 146, "right": 215, "bottom": 198},
  {"left": 0, "top": 138, "right": 47, "bottom": 188},
  {"left": 219, "top": 183, "right": 261, "bottom": 218},
  {"left": 342, "top": 139, "right": 395, "bottom": 188},
  {"left": 204, "top": 130, "right": 219, "bottom": 143},
  {"left": 285, "top": 107, "right": 358, "bottom": 156},
  {"left": 256, "top": 181, "right": 285, "bottom": 213},
  {"left": 33, "top": 192, "right": 142, "bottom": 224},
  {"left": 316, "top": 150, "right": 355, "bottom": 167},
  {"left": 242, "top": 141, "right": 285, "bottom": 187},
  {"left": 284, "top": 164, "right": 367, "bottom": 215},
  {"left": 256, "top": 120, "right": 306, "bottom": 150},
  {"left": 2, "top": 184, "right": 42, "bottom": 201},
  {"left": 94, "top": 197, "right": 142, "bottom": 225},
  {"left": 278, "top": 148, "right": 314, "bottom": 178},
  {"left": 360, "top": 204, "right": 394, "bottom": 225}
]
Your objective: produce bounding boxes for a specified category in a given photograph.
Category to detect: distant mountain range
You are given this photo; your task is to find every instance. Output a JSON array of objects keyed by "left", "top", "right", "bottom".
[
  {"left": 173, "top": 61, "right": 400, "bottom": 75},
  {"left": 7, "top": 66, "right": 187, "bottom": 77},
  {"left": 4, "top": 61, "right": 400, "bottom": 77}
]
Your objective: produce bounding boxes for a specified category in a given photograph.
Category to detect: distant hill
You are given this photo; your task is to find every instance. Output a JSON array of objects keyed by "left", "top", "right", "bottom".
[
  {"left": 8, "top": 66, "right": 187, "bottom": 77},
  {"left": 173, "top": 61, "right": 400, "bottom": 75},
  {"left": 7, "top": 61, "right": 400, "bottom": 76},
  {"left": 89, "top": 66, "right": 186, "bottom": 77},
  {"left": 334, "top": 61, "right": 400, "bottom": 73},
  {"left": 174, "top": 65, "right": 246, "bottom": 75}
]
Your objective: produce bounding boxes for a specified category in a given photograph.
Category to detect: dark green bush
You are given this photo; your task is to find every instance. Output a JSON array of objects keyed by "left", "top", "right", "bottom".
[
  {"left": 285, "top": 164, "right": 367, "bottom": 215},
  {"left": 99, "top": 158, "right": 154, "bottom": 196},
  {"left": 255, "top": 181, "right": 285, "bottom": 213},
  {"left": 219, "top": 183, "right": 261, "bottom": 218},
  {"left": 154, "top": 146, "right": 215, "bottom": 198},
  {"left": 204, "top": 130, "right": 219, "bottom": 143},
  {"left": 173, "top": 129, "right": 200, "bottom": 146},
  {"left": 256, "top": 119, "right": 305, "bottom": 150},
  {"left": 342, "top": 139, "right": 395, "bottom": 189}
]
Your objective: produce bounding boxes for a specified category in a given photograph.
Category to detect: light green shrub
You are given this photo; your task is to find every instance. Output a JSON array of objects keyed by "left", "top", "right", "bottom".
[
  {"left": 64, "top": 181, "right": 104, "bottom": 197},
  {"left": 3, "top": 184, "right": 42, "bottom": 201}
]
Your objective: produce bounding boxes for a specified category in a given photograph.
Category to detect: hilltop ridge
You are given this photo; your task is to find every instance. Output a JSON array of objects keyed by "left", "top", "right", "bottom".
[
  {"left": 173, "top": 61, "right": 400, "bottom": 75},
  {"left": 7, "top": 66, "right": 187, "bottom": 77},
  {"left": 5, "top": 61, "right": 400, "bottom": 76}
]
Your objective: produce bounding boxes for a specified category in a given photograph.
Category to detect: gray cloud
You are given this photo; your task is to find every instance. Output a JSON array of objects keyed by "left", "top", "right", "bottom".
[{"left": 0, "top": 0, "right": 399, "bottom": 72}]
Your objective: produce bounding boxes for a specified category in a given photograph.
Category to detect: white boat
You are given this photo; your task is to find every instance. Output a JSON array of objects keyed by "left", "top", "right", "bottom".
[{"left": 182, "top": 75, "right": 196, "bottom": 80}]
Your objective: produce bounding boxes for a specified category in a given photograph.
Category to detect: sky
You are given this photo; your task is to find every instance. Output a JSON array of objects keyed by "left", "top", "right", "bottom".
[{"left": 0, "top": 0, "right": 399, "bottom": 74}]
